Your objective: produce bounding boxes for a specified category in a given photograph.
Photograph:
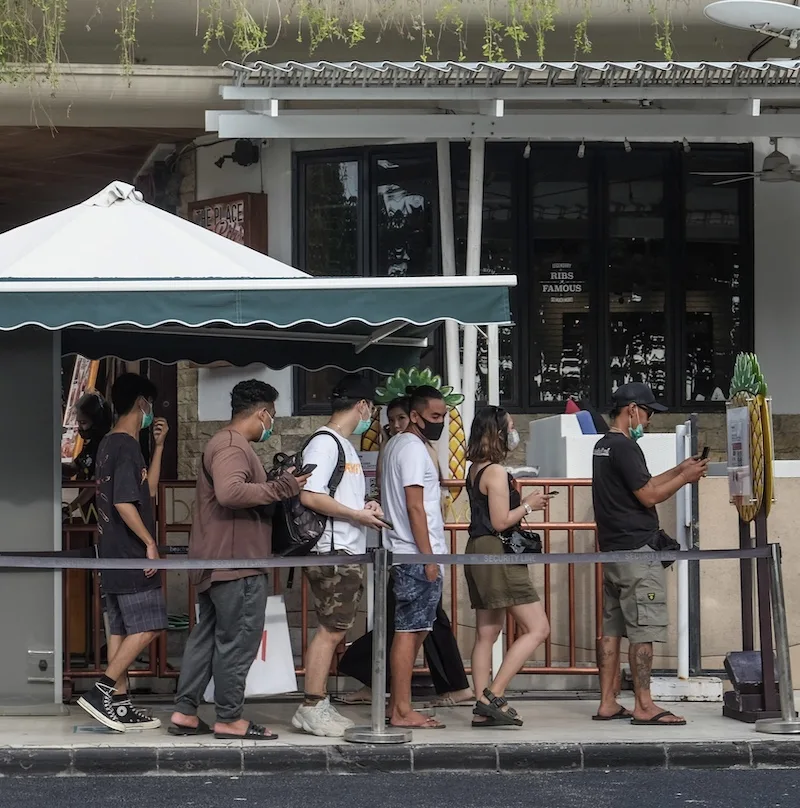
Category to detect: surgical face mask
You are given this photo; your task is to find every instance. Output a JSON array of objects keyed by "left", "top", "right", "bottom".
[
  {"left": 628, "top": 409, "right": 644, "bottom": 442},
  {"left": 141, "top": 402, "right": 154, "bottom": 430},
  {"left": 258, "top": 411, "right": 274, "bottom": 443},
  {"left": 507, "top": 428, "right": 520, "bottom": 452},
  {"left": 419, "top": 415, "right": 445, "bottom": 443},
  {"left": 353, "top": 404, "right": 372, "bottom": 437}
]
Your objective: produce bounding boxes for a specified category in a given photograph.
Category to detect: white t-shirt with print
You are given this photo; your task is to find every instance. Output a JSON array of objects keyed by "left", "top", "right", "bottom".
[
  {"left": 381, "top": 432, "right": 446, "bottom": 557},
  {"left": 303, "top": 427, "right": 367, "bottom": 555}
]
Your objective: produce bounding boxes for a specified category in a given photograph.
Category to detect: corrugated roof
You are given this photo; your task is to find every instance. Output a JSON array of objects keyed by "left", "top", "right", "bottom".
[{"left": 224, "top": 60, "right": 800, "bottom": 88}]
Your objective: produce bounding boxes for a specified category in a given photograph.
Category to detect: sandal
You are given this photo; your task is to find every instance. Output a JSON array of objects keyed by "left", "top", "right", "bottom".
[
  {"left": 167, "top": 718, "right": 213, "bottom": 736},
  {"left": 389, "top": 716, "right": 446, "bottom": 730},
  {"left": 214, "top": 721, "right": 279, "bottom": 740},
  {"left": 473, "top": 689, "right": 523, "bottom": 727},
  {"left": 592, "top": 707, "right": 633, "bottom": 722},
  {"left": 631, "top": 710, "right": 686, "bottom": 727}
]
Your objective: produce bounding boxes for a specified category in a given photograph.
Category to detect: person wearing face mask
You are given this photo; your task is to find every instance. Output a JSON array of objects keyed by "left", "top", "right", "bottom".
[
  {"left": 465, "top": 406, "right": 550, "bottom": 728},
  {"left": 78, "top": 373, "right": 170, "bottom": 732},
  {"left": 382, "top": 385, "right": 451, "bottom": 730},
  {"left": 592, "top": 382, "right": 707, "bottom": 727},
  {"left": 290, "top": 374, "right": 387, "bottom": 737},
  {"left": 63, "top": 391, "right": 114, "bottom": 519},
  {"left": 169, "top": 380, "right": 311, "bottom": 741}
]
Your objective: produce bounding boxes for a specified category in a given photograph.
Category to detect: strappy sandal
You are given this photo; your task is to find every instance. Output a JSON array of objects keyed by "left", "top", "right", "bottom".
[{"left": 472, "top": 688, "right": 523, "bottom": 727}]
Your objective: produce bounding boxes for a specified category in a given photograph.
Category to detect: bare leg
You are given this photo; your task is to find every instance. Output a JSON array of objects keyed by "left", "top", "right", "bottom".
[
  {"left": 106, "top": 634, "right": 128, "bottom": 695},
  {"left": 488, "top": 602, "right": 549, "bottom": 697},
  {"left": 471, "top": 609, "right": 504, "bottom": 701},
  {"left": 389, "top": 632, "right": 437, "bottom": 727},
  {"left": 596, "top": 636, "right": 631, "bottom": 718},
  {"left": 304, "top": 625, "right": 346, "bottom": 700},
  {"left": 630, "top": 642, "right": 684, "bottom": 723},
  {"left": 105, "top": 632, "right": 157, "bottom": 684}
]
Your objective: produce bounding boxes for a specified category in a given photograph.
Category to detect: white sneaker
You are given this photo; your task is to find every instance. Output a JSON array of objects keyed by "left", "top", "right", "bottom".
[
  {"left": 326, "top": 701, "right": 355, "bottom": 729},
  {"left": 291, "top": 698, "right": 346, "bottom": 737}
]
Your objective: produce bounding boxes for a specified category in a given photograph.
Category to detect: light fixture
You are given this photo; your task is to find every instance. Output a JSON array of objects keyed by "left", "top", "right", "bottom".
[
  {"left": 214, "top": 139, "right": 261, "bottom": 170},
  {"left": 523, "top": 140, "right": 531, "bottom": 159},
  {"left": 624, "top": 138, "right": 632, "bottom": 153},
  {"left": 577, "top": 139, "right": 585, "bottom": 159},
  {"left": 683, "top": 137, "right": 691, "bottom": 154}
]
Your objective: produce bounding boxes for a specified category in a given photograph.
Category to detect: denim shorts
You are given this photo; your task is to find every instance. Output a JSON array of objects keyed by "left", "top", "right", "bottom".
[{"left": 392, "top": 564, "right": 443, "bottom": 633}]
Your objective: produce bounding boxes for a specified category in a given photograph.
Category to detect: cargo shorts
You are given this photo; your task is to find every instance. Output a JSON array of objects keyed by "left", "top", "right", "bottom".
[
  {"left": 602, "top": 546, "right": 668, "bottom": 644},
  {"left": 305, "top": 556, "right": 365, "bottom": 632}
]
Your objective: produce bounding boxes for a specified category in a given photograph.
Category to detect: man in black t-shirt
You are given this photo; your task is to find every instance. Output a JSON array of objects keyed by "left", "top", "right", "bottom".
[
  {"left": 77, "top": 374, "right": 170, "bottom": 733},
  {"left": 592, "top": 383, "right": 707, "bottom": 727}
]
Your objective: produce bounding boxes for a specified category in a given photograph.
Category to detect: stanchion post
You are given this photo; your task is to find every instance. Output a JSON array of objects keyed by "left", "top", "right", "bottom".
[
  {"left": 756, "top": 543, "right": 800, "bottom": 734},
  {"left": 344, "top": 547, "right": 411, "bottom": 744}
]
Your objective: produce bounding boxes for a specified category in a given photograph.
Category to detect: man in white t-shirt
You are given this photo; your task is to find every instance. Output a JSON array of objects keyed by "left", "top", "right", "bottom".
[
  {"left": 293, "top": 374, "right": 386, "bottom": 738},
  {"left": 382, "top": 385, "right": 449, "bottom": 730}
]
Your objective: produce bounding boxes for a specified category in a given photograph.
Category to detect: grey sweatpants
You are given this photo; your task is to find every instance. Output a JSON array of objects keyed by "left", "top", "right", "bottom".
[{"left": 174, "top": 575, "right": 268, "bottom": 723}]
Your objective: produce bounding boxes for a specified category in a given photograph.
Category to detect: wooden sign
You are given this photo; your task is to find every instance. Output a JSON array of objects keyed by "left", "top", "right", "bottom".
[{"left": 188, "top": 193, "right": 268, "bottom": 253}]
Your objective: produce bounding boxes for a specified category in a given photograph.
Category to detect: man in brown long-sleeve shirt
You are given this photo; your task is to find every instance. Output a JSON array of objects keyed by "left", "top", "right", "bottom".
[{"left": 169, "top": 380, "right": 310, "bottom": 740}]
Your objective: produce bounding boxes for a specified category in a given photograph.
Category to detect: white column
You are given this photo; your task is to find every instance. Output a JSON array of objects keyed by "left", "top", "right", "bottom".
[
  {"left": 487, "top": 325, "right": 500, "bottom": 407},
  {"left": 460, "top": 137, "right": 485, "bottom": 441},
  {"left": 675, "top": 422, "right": 691, "bottom": 680},
  {"left": 436, "top": 139, "right": 461, "bottom": 394}
]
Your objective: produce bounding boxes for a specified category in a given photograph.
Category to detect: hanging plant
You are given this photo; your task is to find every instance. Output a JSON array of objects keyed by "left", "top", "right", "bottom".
[
  {"left": 573, "top": 0, "right": 593, "bottom": 55},
  {"left": 649, "top": 0, "right": 674, "bottom": 60},
  {"left": 434, "top": 0, "right": 466, "bottom": 61},
  {"left": 0, "top": 0, "right": 67, "bottom": 84},
  {"left": 116, "top": 0, "right": 140, "bottom": 76}
]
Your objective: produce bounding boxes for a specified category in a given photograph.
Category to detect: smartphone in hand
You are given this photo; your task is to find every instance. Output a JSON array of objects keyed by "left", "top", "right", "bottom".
[
  {"left": 699, "top": 446, "right": 710, "bottom": 461},
  {"left": 295, "top": 464, "right": 317, "bottom": 476}
]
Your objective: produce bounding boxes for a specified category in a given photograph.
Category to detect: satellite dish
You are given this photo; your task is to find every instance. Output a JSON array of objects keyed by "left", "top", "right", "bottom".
[{"left": 704, "top": 0, "right": 800, "bottom": 47}]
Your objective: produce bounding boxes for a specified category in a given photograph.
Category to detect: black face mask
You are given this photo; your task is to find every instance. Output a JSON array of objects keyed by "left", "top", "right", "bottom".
[{"left": 418, "top": 416, "right": 445, "bottom": 442}]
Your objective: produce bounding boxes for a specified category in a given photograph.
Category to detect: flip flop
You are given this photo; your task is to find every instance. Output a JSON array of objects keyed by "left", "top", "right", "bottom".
[
  {"left": 167, "top": 719, "right": 213, "bottom": 736},
  {"left": 390, "top": 717, "right": 447, "bottom": 730},
  {"left": 592, "top": 707, "right": 633, "bottom": 721},
  {"left": 336, "top": 694, "right": 372, "bottom": 705},
  {"left": 630, "top": 710, "right": 686, "bottom": 726},
  {"left": 427, "top": 695, "right": 475, "bottom": 708},
  {"left": 214, "top": 721, "right": 279, "bottom": 740}
]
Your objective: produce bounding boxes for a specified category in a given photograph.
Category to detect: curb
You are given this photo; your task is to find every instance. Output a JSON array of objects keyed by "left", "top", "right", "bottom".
[{"left": 1, "top": 740, "right": 800, "bottom": 776}]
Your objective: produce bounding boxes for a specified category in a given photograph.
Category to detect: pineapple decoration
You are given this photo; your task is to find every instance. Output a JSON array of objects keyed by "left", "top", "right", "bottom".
[
  {"left": 728, "top": 353, "right": 774, "bottom": 521},
  {"left": 367, "top": 367, "right": 468, "bottom": 502}
]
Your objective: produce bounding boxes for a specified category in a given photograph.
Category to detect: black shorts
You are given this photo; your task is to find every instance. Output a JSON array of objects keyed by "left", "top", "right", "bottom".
[{"left": 105, "top": 588, "right": 168, "bottom": 636}]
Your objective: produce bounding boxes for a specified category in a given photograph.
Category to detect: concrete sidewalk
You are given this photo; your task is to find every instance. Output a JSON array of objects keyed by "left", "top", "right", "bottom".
[{"left": 1, "top": 698, "right": 800, "bottom": 775}]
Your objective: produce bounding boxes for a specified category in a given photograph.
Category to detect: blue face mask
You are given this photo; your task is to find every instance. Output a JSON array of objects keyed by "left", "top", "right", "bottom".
[
  {"left": 141, "top": 402, "right": 154, "bottom": 430},
  {"left": 628, "top": 409, "right": 644, "bottom": 442},
  {"left": 258, "top": 411, "right": 274, "bottom": 443},
  {"left": 353, "top": 404, "right": 372, "bottom": 437}
]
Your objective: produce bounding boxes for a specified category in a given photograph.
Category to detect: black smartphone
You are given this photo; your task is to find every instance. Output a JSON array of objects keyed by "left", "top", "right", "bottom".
[
  {"left": 700, "top": 446, "right": 710, "bottom": 461},
  {"left": 380, "top": 518, "right": 395, "bottom": 530},
  {"left": 546, "top": 490, "right": 560, "bottom": 497},
  {"left": 295, "top": 464, "right": 317, "bottom": 476}
]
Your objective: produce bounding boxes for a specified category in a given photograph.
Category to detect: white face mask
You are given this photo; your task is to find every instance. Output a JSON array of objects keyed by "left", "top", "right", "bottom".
[{"left": 507, "top": 428, "right": 520, "bottom": 452}]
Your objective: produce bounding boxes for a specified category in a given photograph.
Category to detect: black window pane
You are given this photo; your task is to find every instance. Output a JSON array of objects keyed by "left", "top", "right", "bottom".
[
  {"left": 607, "top": 151, "right": 667, "bottom": 398},
  {"left": 374, "top": 153, "right": 436, "bottom": 277},
  {"left": 453, "top": 145, "right": 517, "bottom": 404},
  {"left": 530, "top": 151, "right": 591, "bottom": 405},
  {"left": 684, "top": 150, "right": 749, "bottom": 403},
  {"left": 303, "top": 160, "right": 359, "bottom": 276}
]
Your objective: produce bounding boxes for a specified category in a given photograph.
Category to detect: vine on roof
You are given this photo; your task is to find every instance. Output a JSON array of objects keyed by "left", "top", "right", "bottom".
[{"left": 0, "top": 0, "right": 676, "bottom": 84}]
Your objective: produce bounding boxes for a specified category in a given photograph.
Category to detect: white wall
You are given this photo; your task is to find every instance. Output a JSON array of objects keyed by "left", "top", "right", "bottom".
[
  {"left": 753, "top": 137, "right": 800, "bottom": 415},
  {"left": 195, "top": 138, "right": 296, "bottom": 415}
]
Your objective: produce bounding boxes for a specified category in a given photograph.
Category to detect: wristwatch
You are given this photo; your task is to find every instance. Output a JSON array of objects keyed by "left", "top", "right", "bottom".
[{"left": 522, "top": 502, "right": 533, "bottom": 516}]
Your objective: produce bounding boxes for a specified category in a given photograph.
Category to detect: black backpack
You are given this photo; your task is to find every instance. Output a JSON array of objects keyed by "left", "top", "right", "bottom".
[{"left": 268, "top": 431, "right": 346, "bottom": 557}]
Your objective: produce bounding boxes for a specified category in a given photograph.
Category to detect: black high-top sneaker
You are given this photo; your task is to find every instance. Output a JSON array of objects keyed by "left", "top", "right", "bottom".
[
  {"left": 77, "top": 682, "right": 125, "bottom": 732},
  {"left": 111, "top": 696, "right": 162, "bottom": 730}
]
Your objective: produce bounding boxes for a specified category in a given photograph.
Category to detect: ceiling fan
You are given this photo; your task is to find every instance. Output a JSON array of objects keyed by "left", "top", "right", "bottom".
[{"left": 691, "top": 138, "right": 800, "bottom": 185}]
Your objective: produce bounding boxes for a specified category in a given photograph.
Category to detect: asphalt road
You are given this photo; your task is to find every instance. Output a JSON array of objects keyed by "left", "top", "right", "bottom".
[{"left": 0, "top": 771, "right": 797, "bottom": 808}]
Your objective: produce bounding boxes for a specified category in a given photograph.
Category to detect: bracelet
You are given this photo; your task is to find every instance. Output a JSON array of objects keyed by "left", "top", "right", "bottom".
[{"left": 522, "top": 502, "right": 533, "bottom": 516}]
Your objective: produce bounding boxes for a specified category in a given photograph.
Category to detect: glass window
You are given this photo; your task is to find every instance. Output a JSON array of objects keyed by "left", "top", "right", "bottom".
[
  {"left": 529, "top": 150, "right": 591, "bottom": 405},
  {"left": 374, "top": 153, "right": 437, "bottom": 277},
  {"left": 454, "top": 145, "right": 517, "bottom": 404},
  {"left": 302, "top": 159, "right": 360, "bottom": 276},
  {"left": 683, "top": 150, "right": 750, "bottom": 403},
  {"left": 606, "top": 151, "right": 668, "bottom": 399}
]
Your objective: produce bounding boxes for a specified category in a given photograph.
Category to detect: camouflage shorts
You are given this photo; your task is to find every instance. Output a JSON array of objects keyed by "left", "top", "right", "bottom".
[{"left": 304, "top": 559, "right": 365, "bottom": 632}]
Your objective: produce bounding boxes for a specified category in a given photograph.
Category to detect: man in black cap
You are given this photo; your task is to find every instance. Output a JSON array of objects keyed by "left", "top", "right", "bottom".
[{"left": 591, "top": 382, "right": 707, "bottom": 727}]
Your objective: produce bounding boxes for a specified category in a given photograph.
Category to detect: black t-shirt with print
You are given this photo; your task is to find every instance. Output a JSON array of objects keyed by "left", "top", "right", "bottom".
[
  {"left": 592, "top": 431, "right": 659, "bottom": 552},
  {"left": 96, "top": 432, "right": 160, "bottom": 594}
]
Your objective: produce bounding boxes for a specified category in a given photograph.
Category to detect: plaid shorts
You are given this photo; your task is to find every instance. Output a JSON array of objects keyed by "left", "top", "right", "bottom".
[
  {"left": 305, "top": 558, "right": 365, "bottom": 632},
  {"left": 105, "top": 588, "right": 168, "bottom": 636}
]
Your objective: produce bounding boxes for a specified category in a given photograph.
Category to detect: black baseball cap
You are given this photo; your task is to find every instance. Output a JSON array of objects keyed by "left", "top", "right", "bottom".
[
  {"left": 331, "top": 374, "right": 376, "bottom": 404},
  {"left": 612, "top": 382, "right": 668, "bottom": 413}
]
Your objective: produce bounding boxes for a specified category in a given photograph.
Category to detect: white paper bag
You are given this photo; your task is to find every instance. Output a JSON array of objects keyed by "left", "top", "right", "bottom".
[{"left": 202, "top": 594, "right": 297, "bottom": 702}]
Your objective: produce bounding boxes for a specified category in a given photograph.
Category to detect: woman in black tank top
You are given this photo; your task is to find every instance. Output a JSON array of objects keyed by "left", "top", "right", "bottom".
[{"left": 465, "top": 406, "right": 551, "bottom": 728}]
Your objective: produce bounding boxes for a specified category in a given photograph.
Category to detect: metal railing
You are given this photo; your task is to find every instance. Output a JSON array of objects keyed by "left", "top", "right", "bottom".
[{"left": 61, "top": 477, "right": 600, "bottom": 689}]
